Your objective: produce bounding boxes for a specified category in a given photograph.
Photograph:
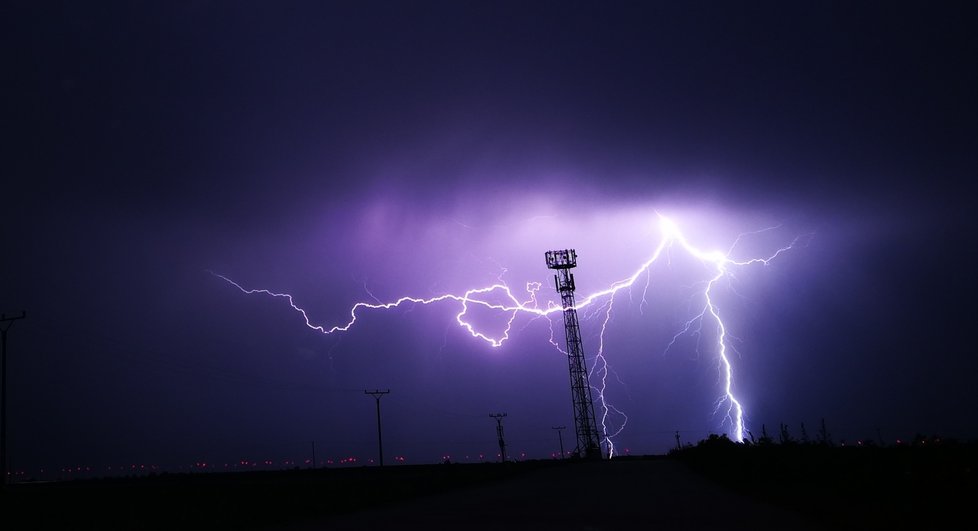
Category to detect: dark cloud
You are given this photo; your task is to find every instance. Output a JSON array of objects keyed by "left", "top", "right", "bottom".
[{"left": 3, "top": 2, "right": 976, "bottom": 473}]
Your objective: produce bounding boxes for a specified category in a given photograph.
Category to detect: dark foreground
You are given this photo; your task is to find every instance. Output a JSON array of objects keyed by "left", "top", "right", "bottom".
[
  {"left": 2, "top": 448, "right": 974, "bottom": 530},
  {"left": 673, "top": 440, "right": 977, "bottom": 530},
  {"left": 297, "top": 458, "right": 821, "bottom": 531}
]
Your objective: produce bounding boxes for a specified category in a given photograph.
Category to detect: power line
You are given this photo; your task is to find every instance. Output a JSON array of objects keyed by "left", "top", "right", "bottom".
[
  {"left": 1, "top": 310, "right": 27, "bottom": 485},
  {"left": 364, "top": 389, "right": 390, "bottom": 466},
  {"left": 552, "top": 426, "right": 566, "bottom": 459},
  {"left": 489, "top": 413, "right": 508, "bottom": 462}
]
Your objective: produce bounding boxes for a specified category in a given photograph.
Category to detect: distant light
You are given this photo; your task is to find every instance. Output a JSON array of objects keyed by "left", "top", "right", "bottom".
[{"left": 658, "top": 215, "right": 681, "bottom": 239}]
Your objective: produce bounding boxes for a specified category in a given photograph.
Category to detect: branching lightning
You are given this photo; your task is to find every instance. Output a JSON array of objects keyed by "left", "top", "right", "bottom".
[{"left": 212, "top": 215, "right": 802, "bottom": 448}]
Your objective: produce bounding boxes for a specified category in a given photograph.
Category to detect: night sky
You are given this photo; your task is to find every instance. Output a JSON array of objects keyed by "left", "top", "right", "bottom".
[{"left": 4, "top": 2, "right": 976, "bottom": 475}]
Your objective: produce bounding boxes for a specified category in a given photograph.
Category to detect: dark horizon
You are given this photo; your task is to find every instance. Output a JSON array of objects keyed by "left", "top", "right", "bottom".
[{"left": 3, "top": 1, "right": 976, "bottom": 478}]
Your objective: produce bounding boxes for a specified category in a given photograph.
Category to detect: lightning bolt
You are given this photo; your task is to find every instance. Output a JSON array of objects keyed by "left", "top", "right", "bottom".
[
  {"left": 592, "top": 295, "right": 627, "bottom": 457},
  {"left": 212, "top": 214, "right": 803, "bottom": 447}
]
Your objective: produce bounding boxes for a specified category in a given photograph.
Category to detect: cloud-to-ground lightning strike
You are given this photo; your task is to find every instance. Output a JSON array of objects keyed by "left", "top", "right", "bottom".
[{"left": 212, "top": 215, "right": 800, "bottom": 448}]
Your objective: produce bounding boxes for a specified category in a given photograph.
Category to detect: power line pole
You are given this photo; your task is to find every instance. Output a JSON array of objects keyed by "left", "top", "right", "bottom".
[
  {"left": 489, "top": 413, "right": 507, "bottom": 463},
  {"left": 552, "top": 426, "right": 566, "bottom": 459},
  {"left": 1, "top": 311, "right": 26, "bottom": 486},
  {"left": 364, "top": 389, "right": 390, "bottom": 466}
]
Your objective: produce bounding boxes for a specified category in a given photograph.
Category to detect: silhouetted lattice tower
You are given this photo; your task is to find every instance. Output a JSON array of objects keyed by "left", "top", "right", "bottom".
[{"left": 546, "top": 249, "right": 602, "bottom": 459}]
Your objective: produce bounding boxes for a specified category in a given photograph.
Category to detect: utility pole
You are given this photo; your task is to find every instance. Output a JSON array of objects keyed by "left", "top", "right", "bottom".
[
  {"left": 675, "top": 430, "right": 682, "bottom": 451},
  {"left": 489, "top": 413, "right": 508, "bottom": 463},
  {"left": 818, "top": 418, "right": 831, "bottom": 446},
  {"left": 552, "top": 426, "right": 566, "bottom": 459},
  {"left": 364, "top": 390, "right": 390, "bottom": 466},
  {"left": 1, "top": 311, "right": 26, "bottom": 486}
]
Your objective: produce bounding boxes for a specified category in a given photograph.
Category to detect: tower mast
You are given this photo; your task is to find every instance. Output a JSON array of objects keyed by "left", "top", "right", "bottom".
[{"left": 545, "top": 249, "right": 602, "bottom": 459}]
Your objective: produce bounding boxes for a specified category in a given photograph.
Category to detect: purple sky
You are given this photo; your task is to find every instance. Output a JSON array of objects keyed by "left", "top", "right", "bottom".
[{"left": 3, "top": 2, "right": 976, "bottom": 474}]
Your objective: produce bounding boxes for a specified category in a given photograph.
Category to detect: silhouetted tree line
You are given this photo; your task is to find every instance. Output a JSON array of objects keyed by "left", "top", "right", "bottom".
[
  {"left": 671, "top": 418, "right": 971, "bottom": 453},
  {"left": 669, "top": 421, "right": 978, "bottom": 529}
]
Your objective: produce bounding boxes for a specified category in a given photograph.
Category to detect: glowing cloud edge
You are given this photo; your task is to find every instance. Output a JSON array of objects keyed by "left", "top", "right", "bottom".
[{"left": 210, "top": 214, "right": 805, "bottom": 450}]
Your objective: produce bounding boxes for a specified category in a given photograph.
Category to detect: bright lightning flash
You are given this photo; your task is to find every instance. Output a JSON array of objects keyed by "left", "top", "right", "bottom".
[{"left": 212, "top": 215, "right": 800, "bottom": 450}]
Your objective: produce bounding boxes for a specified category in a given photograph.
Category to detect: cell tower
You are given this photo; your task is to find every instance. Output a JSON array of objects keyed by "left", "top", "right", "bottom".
[{"left": 545, "top": 249, "right": 602, "bottom": 459}]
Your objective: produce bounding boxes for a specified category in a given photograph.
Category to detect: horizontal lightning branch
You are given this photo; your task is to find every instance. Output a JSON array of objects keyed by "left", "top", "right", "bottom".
[{"left": 212, "top": 214, "right": 803, "bottom": 444}]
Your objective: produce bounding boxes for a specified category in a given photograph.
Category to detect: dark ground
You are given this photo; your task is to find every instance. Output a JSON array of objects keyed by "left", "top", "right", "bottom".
[
  {"left": 2, "top": 448, "right": 974, "bottom": 530},
  {"left": 296, "top": 458, "right": 822, "bottom": 531},
  {"left": 672, "top": 440, "right": 978, "bottom": 530}
]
